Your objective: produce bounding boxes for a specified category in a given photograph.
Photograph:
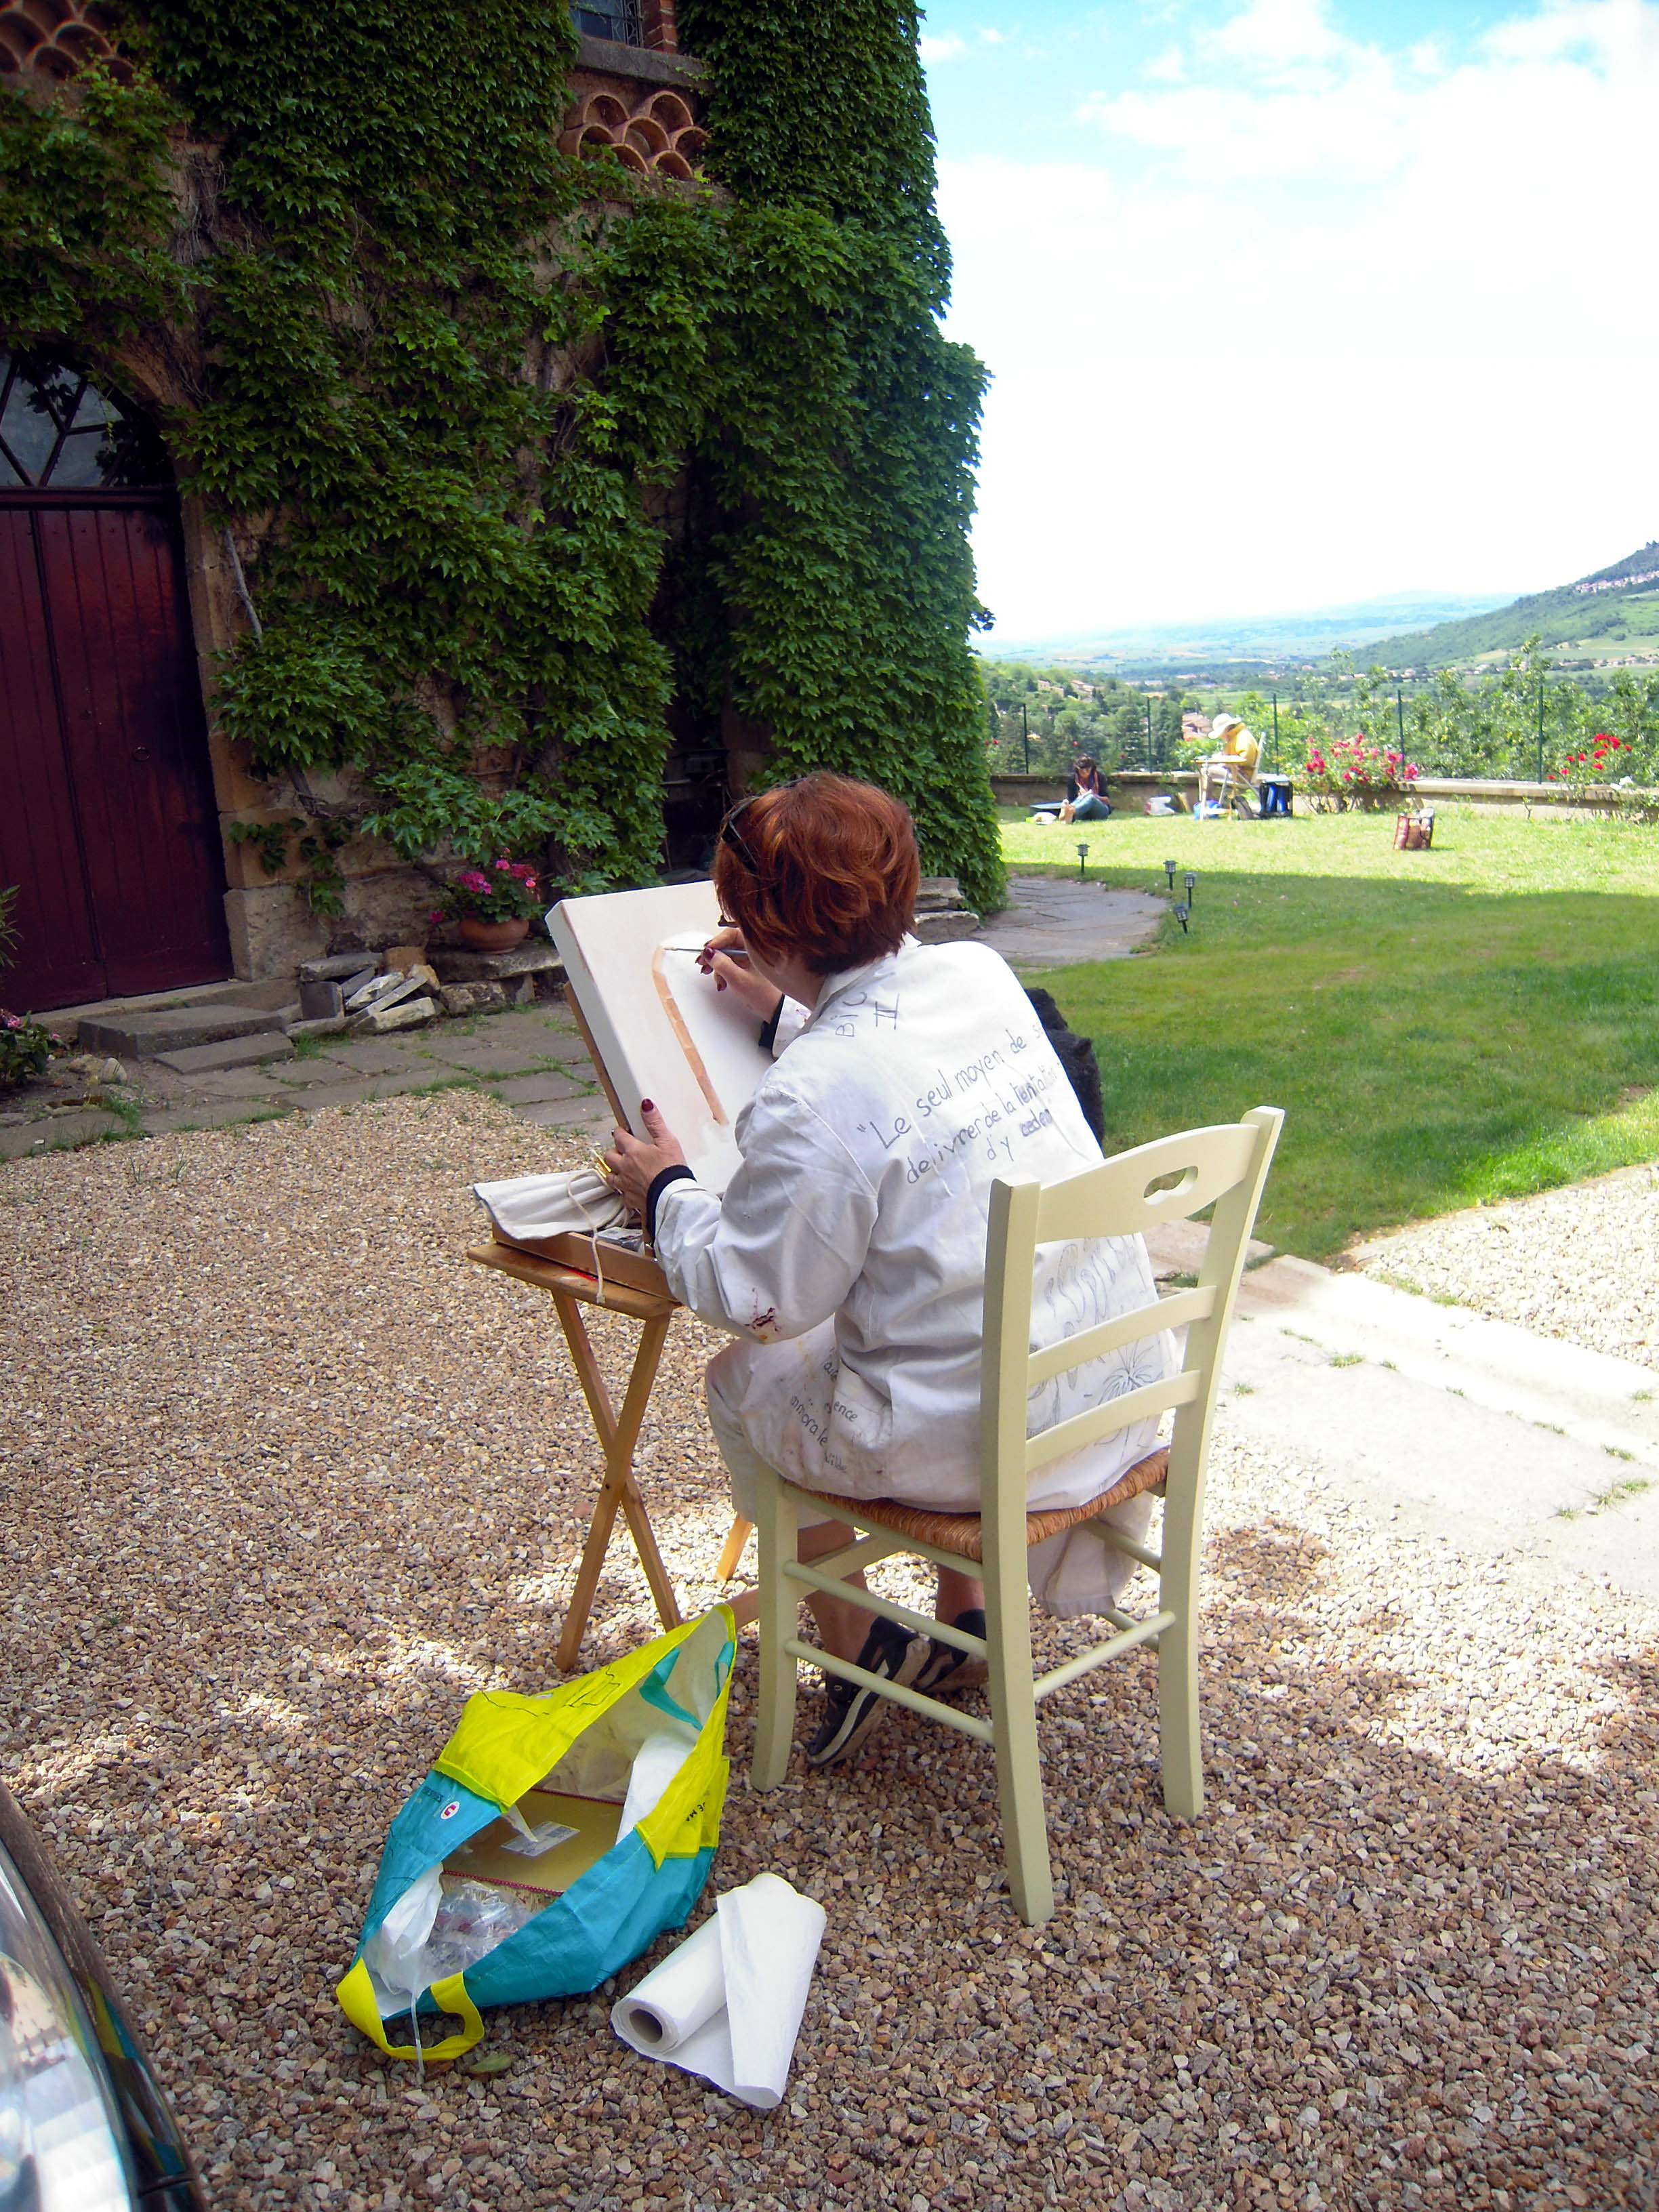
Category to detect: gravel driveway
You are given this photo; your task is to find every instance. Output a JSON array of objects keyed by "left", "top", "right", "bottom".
[
  {"left": 5, "top": 1092, "right": 1659, "bottom": 2211},
  {"left": 1354, "top": 1162, "right": 1659, "bottom": 1374}
]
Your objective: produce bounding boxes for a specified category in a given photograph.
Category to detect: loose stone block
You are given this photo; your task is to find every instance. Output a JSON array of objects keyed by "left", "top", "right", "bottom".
[
  {"left": 352, "top": 996, "right": 438, "bottom": 1035},
  {"left": 349, "top": 966, "right": 439, "bottom": 1027},
  {"left": 343, "top": 971, "right": 404, "bottom": 1012},
  {"left": 297, "top": 951, "right": 373, "bottom": 982},
  {"left": 298, "top": 979, "right": 344, "bottom": 1020},
  {"left": 437, "top": 981, "right": 510, "bottom": 1017}
]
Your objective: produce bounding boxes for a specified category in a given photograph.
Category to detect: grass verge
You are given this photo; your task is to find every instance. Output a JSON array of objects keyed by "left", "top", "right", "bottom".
[{"left": 1001, "top": 804, "right": 1659, "bottom": 1260}]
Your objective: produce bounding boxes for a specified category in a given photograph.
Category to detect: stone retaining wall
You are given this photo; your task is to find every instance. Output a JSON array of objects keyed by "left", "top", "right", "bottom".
[{"left": 989, "top": 772, "right": 1659, "bottom": 815}]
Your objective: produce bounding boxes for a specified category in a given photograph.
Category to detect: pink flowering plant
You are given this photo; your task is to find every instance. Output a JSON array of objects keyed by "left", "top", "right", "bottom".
[
  {"left": 430, "top": 857, "right": 543, "bottom": 926},
  {"left": 1299, "top": 732, "right": 1421, "bottom": 813},
  {"left": 0, "top": 1010, "right": 65, "bottom": 1090}
]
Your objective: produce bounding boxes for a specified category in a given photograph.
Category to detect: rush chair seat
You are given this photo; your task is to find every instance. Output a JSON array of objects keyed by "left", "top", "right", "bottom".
[{"left": 750, "top": 1106, "right": 1283, "bottom": 1925}]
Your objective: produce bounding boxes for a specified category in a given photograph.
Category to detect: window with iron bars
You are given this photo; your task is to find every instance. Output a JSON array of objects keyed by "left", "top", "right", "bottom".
[{"left": 571, "top": 0, "right": 642, "bottom": 43}]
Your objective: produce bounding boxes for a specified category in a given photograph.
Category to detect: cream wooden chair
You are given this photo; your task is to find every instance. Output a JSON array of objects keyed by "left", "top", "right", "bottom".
[{"left": 752, "top": 1106, "right": 1283, "bottom": 1924}]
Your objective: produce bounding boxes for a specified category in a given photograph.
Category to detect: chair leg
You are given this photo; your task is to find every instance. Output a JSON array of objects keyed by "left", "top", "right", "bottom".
[
  {"left": 1156, "top": 1525, "right": 1204, "bottom": 1820},
  {"left": 752, "top": 1469, "right": 800, "bottom": 1791},
  {"left": 984, "top": 1567, "right": 1053, "bottom": 1925}
]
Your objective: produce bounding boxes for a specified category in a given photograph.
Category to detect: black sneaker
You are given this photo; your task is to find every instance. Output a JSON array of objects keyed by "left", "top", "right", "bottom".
[
  {"left": 804, "top": 1616, "right": 925, "bottom": 1767},
  {"left": 914, "top": 1610, "right": 989, "bottom": 1698}
]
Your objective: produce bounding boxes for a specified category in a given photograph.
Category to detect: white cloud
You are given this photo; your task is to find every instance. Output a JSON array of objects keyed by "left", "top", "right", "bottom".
[
  {"left": 1142, "top": 40, "right": 1187, "bottom": 80},
  {"left": 1206, "top": 0, "right": 1348, "bottom": 70},
  {"left": 940, "top": 0, "right": 1659, "bottom": 637},
  {"left": 979, "top": 25, "right": 1011, "bottom": 43},
  {"left": 920, "top": 30, "right": 968, "bottom": 61}
]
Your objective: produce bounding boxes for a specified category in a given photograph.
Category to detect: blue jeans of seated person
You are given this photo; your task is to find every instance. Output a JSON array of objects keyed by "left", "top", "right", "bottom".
[{"left": 1071, "top": 793, "right": 1111, "bottom": 820}]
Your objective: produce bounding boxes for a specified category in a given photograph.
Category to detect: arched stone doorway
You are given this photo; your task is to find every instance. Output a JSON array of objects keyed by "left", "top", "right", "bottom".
[{"left": 0, "top": 351, "right": 230, "bottom": 1012}]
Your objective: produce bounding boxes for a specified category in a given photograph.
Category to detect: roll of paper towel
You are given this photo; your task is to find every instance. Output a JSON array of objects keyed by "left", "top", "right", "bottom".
[{"left": 611, "top": 1872, "right": 826, "bottom": 2110}]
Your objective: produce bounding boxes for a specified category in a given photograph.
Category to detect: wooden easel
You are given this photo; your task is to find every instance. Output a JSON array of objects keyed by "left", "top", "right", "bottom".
[
  {"left": 467, "top": 1242, "right": 758, "bottom": 1669},
  {"left": 468, "top": 987, "right": 755, "bottom": 1667}
]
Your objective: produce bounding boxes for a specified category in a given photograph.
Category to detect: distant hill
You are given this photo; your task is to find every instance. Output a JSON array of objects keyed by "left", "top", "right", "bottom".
[
  {"left": 1370, "top": 542, "right": 1659, "bottom": 670},
  {"left": 993, "top": 590, "right": 1514, "bottom": 675}
]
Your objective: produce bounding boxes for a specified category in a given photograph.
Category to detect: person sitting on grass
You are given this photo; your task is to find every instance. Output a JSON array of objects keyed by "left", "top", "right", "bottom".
[
  {"left": 603, "top": 772, "right": 1173, "bottom": 1769},
  {"left": 1034, "top": 756, "right": 1112, "bottom": 824}
]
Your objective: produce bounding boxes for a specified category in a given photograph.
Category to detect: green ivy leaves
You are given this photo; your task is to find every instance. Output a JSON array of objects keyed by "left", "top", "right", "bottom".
[{"left": 3, "top": 0, "right": 1002, "bottom": 909}]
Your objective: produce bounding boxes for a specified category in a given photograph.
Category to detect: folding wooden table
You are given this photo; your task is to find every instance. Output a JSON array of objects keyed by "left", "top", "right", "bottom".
[{"left": 466, "top": 1240, "right": 756, "bottom": 1671}]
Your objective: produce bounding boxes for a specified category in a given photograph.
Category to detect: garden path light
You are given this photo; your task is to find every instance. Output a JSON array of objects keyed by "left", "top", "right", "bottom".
[
  {"left": 1076, "top": 842, "right": 1089, "bottom": 882},
  {"left": 1174, "top": 902, "right": 1190, "bottom": 933},
  {"left": 1164, "top": 859, "right": 1177, "bottom": 891},
  {"left": 1184, "top": 871, "right": 1197, "bottom": 906}
]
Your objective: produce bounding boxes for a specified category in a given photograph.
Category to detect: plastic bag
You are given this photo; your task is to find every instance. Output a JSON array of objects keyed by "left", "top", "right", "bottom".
[{"left": 337, "top": 1609, "right": 735, "bottom": 2067}]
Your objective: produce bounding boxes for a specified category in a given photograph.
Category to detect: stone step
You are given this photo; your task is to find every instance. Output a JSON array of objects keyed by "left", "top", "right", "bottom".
[
  {"left": 179, "top": 977, "right": 301, "bottom": 1017},
  {"left": 429, "top": 943, "right": 567, "bottom": 987},
  {"left": 77, "top": 1004, "right": 288, "bottom": 1060},
  {"left": 153, "top": 1032, "right": 297, "bottom": 1074},
  {"left": 913, "top": 910, "right": 982, "bottom": 945},
  {"left": 915, "top": 877, "right": 962, "bottom": 914}
]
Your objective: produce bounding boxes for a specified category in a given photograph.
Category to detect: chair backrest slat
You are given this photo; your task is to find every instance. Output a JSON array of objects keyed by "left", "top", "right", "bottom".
[
  {"left": 980, "top": 1107, "right": 1283, "bottom": 1587},
  {"left": 1027, "top": 1283, "right": 1215, "bottom": 1389},
  {"left": 1024, "top": 1369, "right": 1202, "bottom": 1477},
  {"left": 1031, "top": 1123, "right": 1258, "bottom": 1247}
]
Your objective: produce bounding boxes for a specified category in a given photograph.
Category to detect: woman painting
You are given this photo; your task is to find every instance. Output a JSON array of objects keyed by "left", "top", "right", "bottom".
[{"left": 604, "top": 774, "right": 1171, "bottom": 1767}]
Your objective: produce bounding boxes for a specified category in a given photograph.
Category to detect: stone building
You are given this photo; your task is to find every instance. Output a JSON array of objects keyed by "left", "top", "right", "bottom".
[{"left": 0, "top": 1, "right": 716, "bottom": 1010}]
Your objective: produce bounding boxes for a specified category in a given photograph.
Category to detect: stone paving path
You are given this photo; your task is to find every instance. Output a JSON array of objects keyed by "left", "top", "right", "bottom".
[
  {"left": 978, "top": 874, "right": 1164, "bottom": 969},
  {"left": 0, "top": 1002, "right": 615, "bottom": 1160},
  {"left": 1, "top": 878, "right": 1162, "bottom": 1160}
]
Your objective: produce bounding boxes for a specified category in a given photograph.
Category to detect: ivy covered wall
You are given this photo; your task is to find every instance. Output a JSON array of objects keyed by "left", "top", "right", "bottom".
[{"left": 0, "top": 0, "right": 1003, "bottom": 966}]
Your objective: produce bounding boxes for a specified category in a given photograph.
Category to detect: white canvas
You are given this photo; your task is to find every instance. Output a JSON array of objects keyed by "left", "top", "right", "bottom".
[{"left": 548, "top": 883, "right": 774, "bottom": 1193}]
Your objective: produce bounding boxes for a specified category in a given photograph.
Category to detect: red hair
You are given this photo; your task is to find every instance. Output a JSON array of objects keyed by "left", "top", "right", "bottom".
[{"left": 712, "top": 773, "right": 920, "bottom": 975}]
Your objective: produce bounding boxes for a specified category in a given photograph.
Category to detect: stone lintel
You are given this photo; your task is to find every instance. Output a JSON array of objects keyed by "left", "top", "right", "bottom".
[{"left": 573, "top": 35, "right": 705, "bottom": 87}]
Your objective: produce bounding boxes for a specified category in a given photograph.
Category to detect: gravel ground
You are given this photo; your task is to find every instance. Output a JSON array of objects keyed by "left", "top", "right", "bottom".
[
  {"left": 6, "top": 1092, "right": 1659, "bottom": 2211},
  {"left": 1354, "top": 1163, "right": 1659, "bottom": 1374}
]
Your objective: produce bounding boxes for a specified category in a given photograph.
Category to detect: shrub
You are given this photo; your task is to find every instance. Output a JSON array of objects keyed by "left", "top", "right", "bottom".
[
  {"left": 0, "top": 1011, "right": 65, "bottom": 1090},
  {"left": 1300, "top": 733, "right": 1421, "bottom": 813}
]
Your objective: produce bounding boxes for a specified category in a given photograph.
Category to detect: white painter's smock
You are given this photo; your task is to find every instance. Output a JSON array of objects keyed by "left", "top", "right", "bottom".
[{"left": 651, "top": 939, "right": 1176, "bottom": 1618}]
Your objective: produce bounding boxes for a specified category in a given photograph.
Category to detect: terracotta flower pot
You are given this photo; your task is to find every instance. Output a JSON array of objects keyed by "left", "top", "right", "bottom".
[{"left": 457, "top": 916, "right": 530, "bottom": 952}]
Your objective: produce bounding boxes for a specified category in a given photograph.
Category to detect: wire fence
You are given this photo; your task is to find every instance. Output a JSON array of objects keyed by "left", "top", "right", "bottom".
[{"left": 984, "top": 663, "right": 1659, "bottom": 789}]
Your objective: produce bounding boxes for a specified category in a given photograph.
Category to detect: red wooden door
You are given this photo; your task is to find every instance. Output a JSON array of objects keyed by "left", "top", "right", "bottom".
[{"left": 0, "top": 493, "right": 231, "bottom": 1012}]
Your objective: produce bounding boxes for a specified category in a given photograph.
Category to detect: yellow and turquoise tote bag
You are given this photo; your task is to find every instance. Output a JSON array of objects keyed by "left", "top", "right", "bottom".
[{"left": 337, "top": 1607, "right": 735, "bottom": 2064}]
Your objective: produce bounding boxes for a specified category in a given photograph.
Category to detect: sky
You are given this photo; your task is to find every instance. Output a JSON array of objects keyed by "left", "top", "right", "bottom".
[{"left": 920, "top": 0, "right": 1659, "bottom": 644}]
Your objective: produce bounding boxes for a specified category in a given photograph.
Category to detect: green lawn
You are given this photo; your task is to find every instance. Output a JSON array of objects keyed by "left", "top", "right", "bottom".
[{"left": 1000, "top": 805, "right": 1659, "bottom": 1261}]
